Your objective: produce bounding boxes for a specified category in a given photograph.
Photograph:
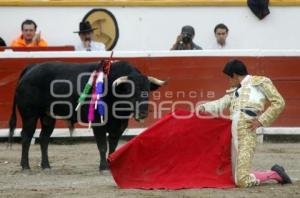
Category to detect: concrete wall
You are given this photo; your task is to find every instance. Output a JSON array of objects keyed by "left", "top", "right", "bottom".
[{"left": 0, "top": 6, "right": 300, "bottom": 50}]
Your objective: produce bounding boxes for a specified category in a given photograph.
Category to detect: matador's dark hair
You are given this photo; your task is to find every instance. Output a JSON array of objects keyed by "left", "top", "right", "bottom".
[{"left": 223, "top": 59, "right": 248, "bottom": 77}]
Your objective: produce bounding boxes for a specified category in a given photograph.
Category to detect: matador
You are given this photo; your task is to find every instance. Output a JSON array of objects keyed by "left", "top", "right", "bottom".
[{"left": 198, "top": 59, "right": 292, "bottom": 187}]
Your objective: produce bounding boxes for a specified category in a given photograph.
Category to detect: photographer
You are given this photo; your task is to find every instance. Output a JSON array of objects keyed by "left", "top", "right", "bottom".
[{"left": 171, "top": 25, "right": 202, "bottom": 50}]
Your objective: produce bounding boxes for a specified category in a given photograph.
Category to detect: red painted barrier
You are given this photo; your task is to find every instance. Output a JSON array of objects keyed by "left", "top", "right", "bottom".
[{"left": 0, "top": 53, "right": 299, "bottom": 130}]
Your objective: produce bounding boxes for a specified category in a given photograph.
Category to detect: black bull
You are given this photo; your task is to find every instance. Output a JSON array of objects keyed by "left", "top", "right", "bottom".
[{"left": 9, "top": 61, "right": 166, "bottom": 170}]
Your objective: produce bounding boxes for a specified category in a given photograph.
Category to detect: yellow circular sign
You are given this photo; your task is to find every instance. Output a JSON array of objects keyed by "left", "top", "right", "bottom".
[{"left": 83, "top": 9, "right": 119, "bottom": 50}]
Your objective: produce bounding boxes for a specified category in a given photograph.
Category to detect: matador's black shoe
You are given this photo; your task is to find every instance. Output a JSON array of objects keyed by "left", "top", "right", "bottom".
[{"left": 271, "top": 164, "right": 292, "bottom": 184}]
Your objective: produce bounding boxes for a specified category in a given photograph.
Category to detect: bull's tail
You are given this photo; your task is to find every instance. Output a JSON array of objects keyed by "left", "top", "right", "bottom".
[
  {"left": 7, "top": 64, "right": 34, "bottom": 148},
  {"left": 8, "top": 95, "right": 17, "bottom": 148}
]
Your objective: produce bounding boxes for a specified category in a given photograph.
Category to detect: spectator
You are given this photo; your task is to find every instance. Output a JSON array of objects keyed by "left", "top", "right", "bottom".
[
  {"left": 11, "top": 19, "right": 48, "bottom": 47},
  {"left": 74, "top": 21, "right": 105, "bottom": 51},
  {"left": 171, "top": 25, "right": 202, "bottom": 50},
  {"left": 0, "top": 37, "right": 6, "bottom": 46},
  {"left": 212, "top": 23, "right": 229, "bottom": 49}
]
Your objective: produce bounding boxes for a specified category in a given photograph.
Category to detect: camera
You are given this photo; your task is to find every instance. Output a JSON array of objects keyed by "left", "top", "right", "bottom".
[{"left": 182, "top": 32, "right": 192, "bottom": 44}]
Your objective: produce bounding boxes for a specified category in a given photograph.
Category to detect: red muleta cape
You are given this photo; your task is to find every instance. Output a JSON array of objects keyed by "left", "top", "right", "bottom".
[{"left": 108, "top": 109, "right": 235, "bottom": 189}]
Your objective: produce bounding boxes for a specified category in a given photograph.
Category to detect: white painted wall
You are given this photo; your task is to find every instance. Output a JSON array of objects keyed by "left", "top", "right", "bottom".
[{"left": 0, "top": 6, "right": 300, "bottom": 50}]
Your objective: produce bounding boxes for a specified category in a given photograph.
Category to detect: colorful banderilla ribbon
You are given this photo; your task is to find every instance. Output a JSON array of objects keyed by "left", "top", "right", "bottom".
[
  {"left": 95, "top": 70, "right": 105, "bottom": 123},
  {"left": 75, "top": 71, "right": 97, "bottom": 111},
  {"left": 88, "top": 80, "right": 97, "bottom": 129},
  {"left": 94, "top": 52, "right": 114, "bottom": 123},
  {"left": 76, "top": 51, "right": 114, "bottom": 128}
]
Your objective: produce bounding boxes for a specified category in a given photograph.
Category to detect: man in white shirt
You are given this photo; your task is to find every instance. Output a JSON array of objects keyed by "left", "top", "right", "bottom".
[
  {"left": 74, "top": 21, "right": 106, "bottom": 51},
  {"left": 211, "top": 23, "right": 230, "bottom": 49}
]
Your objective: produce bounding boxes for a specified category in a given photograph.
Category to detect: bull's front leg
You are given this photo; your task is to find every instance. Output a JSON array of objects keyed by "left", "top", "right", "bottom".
[
  {"left": 93, "top": 126, "right": 109, "bottom": 171},
  {"left": 108, "top": 120, "right": 128, "bottom": 154}
]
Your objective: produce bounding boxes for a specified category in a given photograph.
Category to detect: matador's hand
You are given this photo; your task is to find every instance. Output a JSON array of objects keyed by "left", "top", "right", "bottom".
[
  {"left": 196, "top": 105, "right": 205, "bottom": 113},
  {"left": 248, "top": 119, "right": 262, "bottom": 131}
]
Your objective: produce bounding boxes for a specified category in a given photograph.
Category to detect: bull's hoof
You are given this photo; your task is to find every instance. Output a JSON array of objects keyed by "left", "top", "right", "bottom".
[
  {"left": 99, "top": 164, "right": 109, "bottom": 171},
  {"left": 21, "top": 164, "right": 31, "bottom": 170},
  {"left": 41, "top": 164, "right": 51, "bottom": 170},
  {"left": 42, "top": 167, "right": 51, "bottom": 171},
  {"left": 99, "top": 159, "right": 109, "bottom": 171},
  {"left": 99, "top": 166, "right": 109, "bottom": 171}
]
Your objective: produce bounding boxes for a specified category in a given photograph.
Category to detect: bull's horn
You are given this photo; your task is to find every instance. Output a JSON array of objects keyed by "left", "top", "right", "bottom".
[
  {"left": 148, "top": 76, "right": 166, "bottom": 86},
  {"left": 112, "top": 76, "right": 128, "bottom": 87}
]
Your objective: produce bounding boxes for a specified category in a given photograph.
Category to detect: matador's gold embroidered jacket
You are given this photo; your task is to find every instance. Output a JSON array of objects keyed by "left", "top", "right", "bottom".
[
  {"left": 202, "top": 75, "right": 285, "bottom": 126},
  {"left": 201, "top": 75, "right": 285, "bottom": 187}
]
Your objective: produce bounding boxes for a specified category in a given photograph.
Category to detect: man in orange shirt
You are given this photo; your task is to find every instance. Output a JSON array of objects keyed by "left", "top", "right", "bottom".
[{"left": 11, "top": 19, "right": 48, "bottom": 47}]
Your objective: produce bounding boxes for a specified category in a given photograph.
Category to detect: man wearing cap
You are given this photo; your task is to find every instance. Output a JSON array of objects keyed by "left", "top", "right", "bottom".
[
  {"left": 171, "top": 25, "right": 202, "bottom": 50},
  {"left": 197, "top": 59, "right": 292, "bottom": 188},
  {"left": 74, "top": 21, "right": 106, "bottom": 51}
]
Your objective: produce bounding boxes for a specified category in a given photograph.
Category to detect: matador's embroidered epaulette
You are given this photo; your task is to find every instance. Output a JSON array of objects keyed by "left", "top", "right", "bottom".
[{"left": 251, "top": 76, "right": 269, "bottom": 86}]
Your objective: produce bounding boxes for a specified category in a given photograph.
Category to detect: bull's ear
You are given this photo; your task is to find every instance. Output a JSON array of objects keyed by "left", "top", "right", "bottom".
[{"left": 148, "top": 76, "right": 168, "bottom": 91}]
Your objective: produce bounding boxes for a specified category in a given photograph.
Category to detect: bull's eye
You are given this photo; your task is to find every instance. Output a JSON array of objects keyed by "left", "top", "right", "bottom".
[{"left": 140, "top": 91, "right": 149, "bottom": 98}]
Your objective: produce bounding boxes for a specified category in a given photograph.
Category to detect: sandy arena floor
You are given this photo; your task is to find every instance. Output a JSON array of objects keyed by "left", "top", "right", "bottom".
[{"left": 0, "top": 141, "right": 299, "bottom": 198}]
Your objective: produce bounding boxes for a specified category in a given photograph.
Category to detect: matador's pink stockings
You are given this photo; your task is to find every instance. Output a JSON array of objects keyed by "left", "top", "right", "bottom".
[{"left": 252, "top": 171, "right": 282, "bottom": 183}]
